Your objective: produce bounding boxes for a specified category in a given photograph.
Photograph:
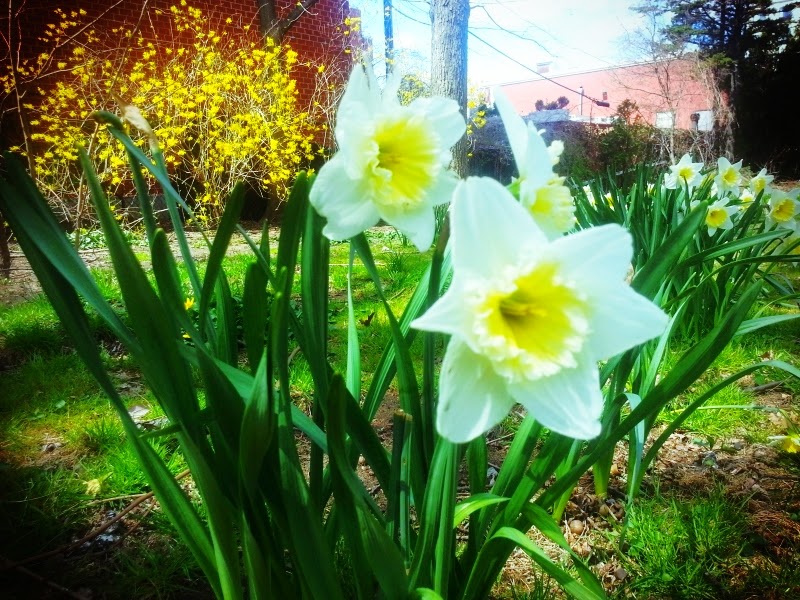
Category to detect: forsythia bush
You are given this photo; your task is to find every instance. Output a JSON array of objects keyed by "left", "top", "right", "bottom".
[{"left": 21, "top": 2, "right": 321, "bottom": 224}]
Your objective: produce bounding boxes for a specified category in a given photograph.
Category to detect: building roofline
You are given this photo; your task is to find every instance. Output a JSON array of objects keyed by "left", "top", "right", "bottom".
[{"left": 491, "top": 55, "right": 698, "bottom": 88}]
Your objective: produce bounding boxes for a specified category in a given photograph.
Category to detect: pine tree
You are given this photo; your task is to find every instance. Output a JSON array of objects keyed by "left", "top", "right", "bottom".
[{"left": 635, "top": 0, "right": 799, "bottom": 174}]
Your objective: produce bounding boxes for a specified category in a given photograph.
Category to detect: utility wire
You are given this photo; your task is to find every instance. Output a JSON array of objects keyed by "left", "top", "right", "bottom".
[
  {"left": 468, "top": 30, "right": 610, "bottom": 107},
  {"left": 389, "top": 2, "right": 610, "bottom": 107}
]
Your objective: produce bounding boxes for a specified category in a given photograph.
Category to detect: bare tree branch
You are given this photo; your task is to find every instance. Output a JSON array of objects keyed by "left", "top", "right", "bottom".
[{"left": 257, "top": 0, "right": 321, "bottom": 43}]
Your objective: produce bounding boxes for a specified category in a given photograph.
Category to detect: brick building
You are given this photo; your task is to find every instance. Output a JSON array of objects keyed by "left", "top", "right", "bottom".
[
  {"left": 494, "top": 58, "right": 719, "bottom": 131},
  {"left": 6, "top": 0, "right": 357, "bottom": 112}
]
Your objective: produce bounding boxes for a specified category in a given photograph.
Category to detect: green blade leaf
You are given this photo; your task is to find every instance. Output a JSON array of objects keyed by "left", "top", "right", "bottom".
[
  {"left": 199, "top": 182, "right": 245, "bottom": 330},
  {"left": 631, "top": 200, "right": 706, "bottom": 299},
  {"left": 453, "top": 494, "right": 509, "bottom": 528},
  {"left": 242, "top": 261, "right": 270, "bottom": 372},
  {"left": 473, "top": 527, "right": 605, "bottom": 600}
]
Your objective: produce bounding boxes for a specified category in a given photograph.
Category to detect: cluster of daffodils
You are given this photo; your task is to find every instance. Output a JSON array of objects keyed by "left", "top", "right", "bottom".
[
  {"left": 310, "top": 66, "right": 668, "bottom": 443},
  {"left": 665, "top": 153, "right": 800, "bottom": 239},
  {"left": 18, "top": 3, "right": 325, "bottom": 223}
]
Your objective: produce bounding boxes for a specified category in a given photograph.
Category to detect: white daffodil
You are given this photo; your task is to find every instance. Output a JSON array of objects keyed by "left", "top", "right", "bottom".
[
  {"left": 548, "top": 139, "right": 565, "bottom": 165},
  {"left": 691, "top": 197, "right": 740, "bottom": 235},
  {"left": 739, "top": 188, "right": 755, "bottom": 206},
  {"left": 766, "top": 189, "right": 800, "bottom": 231},
  {"left": 749, "top": 167, "right": 774, "bottom": 196},
  {"left": 309, "top": 65, "right": 466, "bottom": 251},
  {"left": 714, "top": 157, "right": 743, "bottom": 196},
  {"left": 493, "top": 89, "right": 575, "bottom": 239},
  {"left": 776, "top": 230, "right": 800, "bottom": 262},
  {"left": 582, "top": 185, "right": 596, "bottom": 207},
  {"left": 769, "top": 434, "right": 800, "bottom": 454},
  {"left": 411, "top": 177, "right": 668, "bottom": 443},
  {"left": 664, "top": 154, "right": 704, "bottom": 190}
]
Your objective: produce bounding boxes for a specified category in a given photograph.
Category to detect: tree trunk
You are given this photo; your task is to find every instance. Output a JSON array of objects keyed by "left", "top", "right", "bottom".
[
  {"left": 430, "top": 0, "right": 470, "bottom": 177},
  {"left": 256, "top": 0, "right": 320, "bottom": 44}
]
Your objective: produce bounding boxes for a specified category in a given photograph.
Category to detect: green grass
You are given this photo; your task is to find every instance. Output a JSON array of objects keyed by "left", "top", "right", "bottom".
[
  {"left": 620, "top": 486, "right": 748, "bottom": 599},
  {"left": 0, "top": 296, "right": 67, "bottom": 355}
]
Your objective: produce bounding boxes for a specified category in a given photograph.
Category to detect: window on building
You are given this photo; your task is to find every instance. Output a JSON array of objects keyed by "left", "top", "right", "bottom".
[
  {"left": 602, "top": 91, "right": 608, "bottom": 101},
  {"left": 695, "top": 110, "right": 714, "bottom": 131},
  {"left": 655, "top": 111, "right": 675, "bottom": 129}
]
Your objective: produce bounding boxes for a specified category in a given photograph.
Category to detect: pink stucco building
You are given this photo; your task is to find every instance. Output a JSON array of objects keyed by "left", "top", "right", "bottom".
[{"left": 493, "top": 58, "right": 719, "bottom": 131}]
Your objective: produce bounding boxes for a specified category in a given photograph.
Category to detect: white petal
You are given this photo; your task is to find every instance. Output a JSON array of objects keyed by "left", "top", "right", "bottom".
[
  {"left": 424, "top": 170, "right": 459, "bottom": 207},
  {"left": 412, "top": 97, "right": 467, "bottom": 147},
  {"left": 436, "top": 339, "right": 515, "bottom": 443},
  {"left": 411, "top": 278, "right": 470, "bottom": 337},
  {"left": 310, "top": 158, "right": 379, "bottom": 240},
  {"left": 522, "top": 125, "right": 555, "bottom": 185},
  {"left": 552, "top": 224, "right": 633, "bottom": 287},
  {"left": 379, "top": 204, "right": 437, "bottom": 252},
  {"left": 508, "top": 360, "right": 603, "bottom": 440},
  {"left": 336, "top": 67, "right": 379, "bottom": 145},
  {"left": 586, "top": 285, "right": 668, "bottom": 359},
  {"left": 451, "top": 177, "right": 546, "bottom": 277},
  {"left": 339, "top": 65, "right": 372, "bottom": 109},
  {"left": 492, "top": 88, "right": 528, "bottom": 174},
  {"left": 381, "top": 68, "right": 402, "bottom": 111},
  {"left": 337, "top": 126, "right": 378, "bottom": 181}
]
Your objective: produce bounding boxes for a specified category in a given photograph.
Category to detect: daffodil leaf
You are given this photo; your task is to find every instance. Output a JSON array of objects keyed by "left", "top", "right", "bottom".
[{"left": 453, "top": 493, "right": 509, "bottom": 528}]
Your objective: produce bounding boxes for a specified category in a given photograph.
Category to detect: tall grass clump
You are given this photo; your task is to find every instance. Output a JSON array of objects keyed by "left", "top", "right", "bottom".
[{"left": 570, "top": 155, "right": 800, "bottom": 501}]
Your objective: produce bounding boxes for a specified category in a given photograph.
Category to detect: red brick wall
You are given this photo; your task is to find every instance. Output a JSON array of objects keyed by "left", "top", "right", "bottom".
[
  {"left": 497, "top": 59, "right": 715, "bottom": 131},
  {"left": 10, "top": 0, "right": 355, "bottom": 110}
]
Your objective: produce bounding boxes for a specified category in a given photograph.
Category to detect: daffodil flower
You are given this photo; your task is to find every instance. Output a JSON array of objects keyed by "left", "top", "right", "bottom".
[
  {"left": 309, "top": 65, "right": 466, "bottom": 251},
  {"left": 548, "top": 139, "right": 565, "bottom": 165},
  {"left": 411, "top": 177, "right": 668, "bottom": 443},
  {"left": 493, "top": 89, "right": 576, "bottom": 239},
  {"left": 778, "top": 231, "right": 800, "bottom": 260},
  {"left": 714, "top": 157, "right": 743, "bottom": 196},
  {"left": 769, "top": 434, "right": 800, "bottom": 454},
  {"left": 664, "top": 153, "right": 704, "bottom": 190},
  {"left": 691, "top": 197, "right": 740, "bottom": 235},
  {"left": 582, "top": 185, "right": 596, "bottom": 207},
  {"left": 766, "top": 189, "right": 800, "bottom": 231},
  {"left": 749, "top": 167, "right": 774, "bottom": 197}
]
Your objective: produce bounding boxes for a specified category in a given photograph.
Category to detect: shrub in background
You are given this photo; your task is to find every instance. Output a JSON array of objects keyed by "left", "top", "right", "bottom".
[
  {"left": 471, "top": 98, "right": 729, "bottom": 188},
  {"left": 10, "top": 3, "right": 322, "bottom": 227}
]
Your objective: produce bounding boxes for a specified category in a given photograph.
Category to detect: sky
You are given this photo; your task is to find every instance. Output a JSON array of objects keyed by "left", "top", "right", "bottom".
[{"left": 348, "top": 0, "right": 658, "bottom": 86}]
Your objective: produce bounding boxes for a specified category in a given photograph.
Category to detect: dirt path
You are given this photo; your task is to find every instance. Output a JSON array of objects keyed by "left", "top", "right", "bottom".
[{"left": 0, "top": 227, "right": 269, "bottom": 307}]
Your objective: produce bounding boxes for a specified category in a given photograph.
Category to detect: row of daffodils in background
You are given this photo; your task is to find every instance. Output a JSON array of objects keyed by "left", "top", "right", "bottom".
[
  {"left": 666, "top": 154, "right": 800, "bottom": 237},
  {"left": 309, "top": 65, "right": 669, "bottom": 443},
  {"left": 582, "top": 151, "right": 800, "bottom": 258}
]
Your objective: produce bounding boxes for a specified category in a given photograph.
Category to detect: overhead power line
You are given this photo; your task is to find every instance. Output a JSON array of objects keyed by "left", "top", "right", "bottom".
[
  {"left": 387, "top": 2, "right": 610, "bottom": 108},
  {"left": 468, "top": 30, "right": 610, "bottom": 107}
]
